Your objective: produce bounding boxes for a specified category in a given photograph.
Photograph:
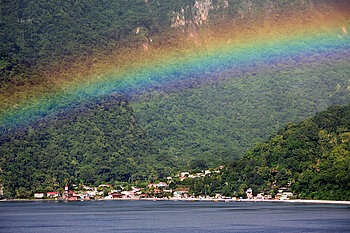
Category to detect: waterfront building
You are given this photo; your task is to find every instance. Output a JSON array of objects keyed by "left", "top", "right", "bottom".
[
  {"left": 34, "top": 193, "right": 44, "bottom": 198},
  {"left": 47, "top": 192, "right": 60, "bottom": 198},
  {"left": 246, "top": 188, "right": 253, "bottom": 199},
  {"left": 157, "top": 182, "right": 167, "bottom": 188},
  {"left": 63, "top": 185, "right": 69, "bottom": 199}
]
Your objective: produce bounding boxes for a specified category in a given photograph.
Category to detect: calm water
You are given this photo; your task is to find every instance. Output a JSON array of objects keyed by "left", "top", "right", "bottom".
[{"left": 0, "top": 201, "right": 349, "bottom": 232}]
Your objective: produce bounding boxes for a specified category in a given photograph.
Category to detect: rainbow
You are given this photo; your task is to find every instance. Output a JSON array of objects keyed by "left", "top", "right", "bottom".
[{"left": 1, "top": 9, "right": 350, "bottom": 133}]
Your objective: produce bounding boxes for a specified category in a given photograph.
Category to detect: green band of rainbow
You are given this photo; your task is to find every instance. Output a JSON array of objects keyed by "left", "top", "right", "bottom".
[{"left": 1, "top": 15, "right": 349, "bottom": 133}]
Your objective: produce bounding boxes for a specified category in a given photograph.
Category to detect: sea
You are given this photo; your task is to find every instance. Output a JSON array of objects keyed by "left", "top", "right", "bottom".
[{"left": 0, "top": 200, "right": 349, "bottom": 232}]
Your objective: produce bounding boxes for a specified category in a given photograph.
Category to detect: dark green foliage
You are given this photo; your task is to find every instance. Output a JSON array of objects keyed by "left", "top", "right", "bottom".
[
  {"left": 184, "top": 103, "right": 350, "bottom": 200},
  {"left": 132, "top": 54, "right": 350, "bottom": 165},
  {"left": 1, "top": 0, "right": 343, "bottom": 85},
  {"left": 0, "top": 0, "right": 172, "bottom": 84},
  {"left": 0, "top": 95, "right": 174, "bottom": 198},
  {"left": 1, "top": 0, "right": 349, "bottom": 200}
]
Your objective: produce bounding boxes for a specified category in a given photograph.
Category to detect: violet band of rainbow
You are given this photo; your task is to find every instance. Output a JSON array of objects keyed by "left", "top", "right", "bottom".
[{"left": 0, "top": 22, "right": 349, "bottom": 132}]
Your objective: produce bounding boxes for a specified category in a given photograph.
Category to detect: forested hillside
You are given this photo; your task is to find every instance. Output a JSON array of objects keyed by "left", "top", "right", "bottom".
[
  {"left": 0, "top": 95, "right": 173, "bottom": 198},
  {"left": 1, "top": 0, "right": 346, "bottom": 86},
  {"left": 132, "top": 52, "right": 350, "bottom": 164},
  {"left": 0, "top": 0, "right": 350, "bottom": 198},
  {"left": 183, "top": 103, "right": 350, "bottom": 200}
]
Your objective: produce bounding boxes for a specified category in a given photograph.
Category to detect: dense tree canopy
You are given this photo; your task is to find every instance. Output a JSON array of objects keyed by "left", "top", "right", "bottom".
[
  {"left": 132, "top": 54, "right": 350, "bottom": 164},
  {"left": 0, "top": 95, "right": 174, "bottom": 198},
  {"left": 0, "top": 0, "right": 349, "bottom": 199},
  {"left": 184, "top": 103, "right": 350, "bottom": 200}
]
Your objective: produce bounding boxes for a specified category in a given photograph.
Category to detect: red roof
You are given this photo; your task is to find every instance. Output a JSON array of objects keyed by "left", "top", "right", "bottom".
[{"left": 47, "top": 192, "right": 59, "bottom": 194}]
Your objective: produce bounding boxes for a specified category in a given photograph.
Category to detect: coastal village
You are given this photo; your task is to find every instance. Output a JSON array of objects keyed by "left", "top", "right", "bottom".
[{"left": 32, "top": 166, "right": 294, "bottom": 201}]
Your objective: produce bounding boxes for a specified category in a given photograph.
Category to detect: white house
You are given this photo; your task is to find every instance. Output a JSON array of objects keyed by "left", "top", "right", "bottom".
[
  {"left": 47, "top": 192, "right": 60, "bottom": 198},
  {"left": 157, "top": 182, "right": 168, "bottom": 188},
  {"left": 34, "top": 193, "right": 44, "bottom": 198},
  {"left": 256, "top": 193, "right": 264, "bottom": 199},
  {"left": 204, "top": 170, "right": 211, "bottom": 175},
  {"left": 280, "top": 192, "right": 294, "bottom": 200},
  {"left": 180, "top": 172, "right": 189, "bottom": 177},
  {"left": 246, "top": 188, "right": 253, "bottom": 199}
]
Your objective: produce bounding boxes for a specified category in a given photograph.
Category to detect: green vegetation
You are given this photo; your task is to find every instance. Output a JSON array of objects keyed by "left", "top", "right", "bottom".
[
  {"left": 1, "top": 0, "right": 342, "bottom": 85},
  {"left": 180, "top": 103, "right": 350, "bottom": 200},
  {"left": 0, "top": 0, "right": 349, "bottom": 199},
  {"left": 0, "top": 0, "right": 168, "bottom": 84},
  {"left": 0, "top": 95, "right": 174, "bottom": 198},
  {"left": 132, "top": 54, "right": 350, "bottom": 164}
]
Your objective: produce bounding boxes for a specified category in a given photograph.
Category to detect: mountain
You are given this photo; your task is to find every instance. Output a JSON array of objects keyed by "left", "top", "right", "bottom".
[
  {"left": 131, "top": 53, "right": 350, "bottom": 164},
  {"left": 186, "top": 103, "right": 350, "bottom": 200},
  {"left": 1, "top": 0, "right": 348, "bottom": 86},
  {"left": 0, "top": 0, "right": 350, "bottom": 198},
  {"left": 0, "top": 95, "right": 173, "bottom": 198}
]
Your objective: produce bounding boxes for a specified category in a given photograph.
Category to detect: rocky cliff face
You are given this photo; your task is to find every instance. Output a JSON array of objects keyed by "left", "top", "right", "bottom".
[
  {"left": 168, "top": 0, "right": 317, "bottom": 40},
  {"left": 168, "top": 0, "right": 322, "bottom": 27}
]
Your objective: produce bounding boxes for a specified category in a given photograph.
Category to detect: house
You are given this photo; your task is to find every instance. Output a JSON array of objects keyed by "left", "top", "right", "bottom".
[
  {"left": 85, "top": 190, "right": 97, "bottom": 197},
  {"left": 99, "top": 184, "right": 111, "bottom": 188},
  {"left": 275, "top": 193, "right": 282, "bottom": 200},
  {"left": 152, "top": 189, "right": 161, "bottom": 194},
  {"left": 280, "top": 192, "right": 294, "bottom": 200},
  {"left": 148, "top": 183, "right": 157, "bottom": 188},
  {"left": 179, "top": 176, "right": 186, "bottom": 181},
  {"left": 63, "top": 185, "right": 69, "bottom": 199},
  {"left": 174, "top": 188, "right": 189, "bottom": 194},
  {"left": 173, "top": 188, "right": 190, "bottom": 198},
  {"left": 180, "top": 172, "right": 189, "bottom": 177},
  {"left": 131, "top": 187, "right": 143, "bottom": 194},
  {"left": 67, "top": 196, "right": 78, "bottom": 201},
  {"left": 121, "top": 190, "right": 134, "bottom": 197},
  {"left": 278, "top": 187, "right": 288, "bottom": 193},
  {"left": 34, "top": 193, "right": 44, "bottom": 198},
  {"left": 173, "top": 191, "right": 182, "bottom": 198},
  {"left": 110, "top": 190, "right": 121, "bottom": 193},
  {"left": 204, "top": 170, "right": 211, "bottom": 175},
  {"left": 256, "top": 193, "right": 264, "bottom": 199},
  {"left": 73, "top": 192, "right": 82, "bottom": 198},
  {"left": 47, "top": 192, "right": 60, "bottom": 198},
  {"left": 246, "top": 188, "right": 253, "bottom": 199},
  {"left": 112, "top": 193, "right": 122, "bottom": 199},
  {"left": 157, "top": 182, "right": 167, "bottom": 188}
]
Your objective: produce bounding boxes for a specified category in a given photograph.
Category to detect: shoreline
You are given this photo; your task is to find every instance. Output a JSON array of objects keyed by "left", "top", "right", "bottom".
[{"left": 1, "top": 198, "right": 350, "bottom": 205}]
